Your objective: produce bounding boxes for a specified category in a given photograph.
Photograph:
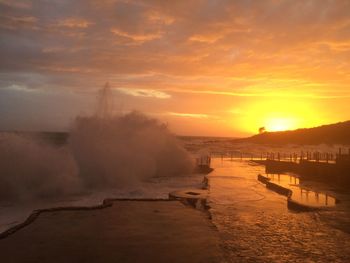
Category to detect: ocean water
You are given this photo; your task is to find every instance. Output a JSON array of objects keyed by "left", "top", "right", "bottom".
[{"left": 180, "top": 136, "right": 350, "bottom": 158}]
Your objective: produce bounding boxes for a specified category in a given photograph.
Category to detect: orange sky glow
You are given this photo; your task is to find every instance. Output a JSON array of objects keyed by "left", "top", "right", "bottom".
[{"left": 1, "top": 0, "right": 350, "bottom": 137}]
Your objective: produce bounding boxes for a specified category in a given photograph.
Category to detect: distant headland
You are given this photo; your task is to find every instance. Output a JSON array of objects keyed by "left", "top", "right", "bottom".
[{"left": 234, "top": 121, "right": 350, "bottom": 145}]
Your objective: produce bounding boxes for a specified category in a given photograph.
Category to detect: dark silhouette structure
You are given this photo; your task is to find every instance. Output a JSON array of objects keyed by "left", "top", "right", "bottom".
[{"left": 255, "top": 149, "right": 350, "bottom": 186}]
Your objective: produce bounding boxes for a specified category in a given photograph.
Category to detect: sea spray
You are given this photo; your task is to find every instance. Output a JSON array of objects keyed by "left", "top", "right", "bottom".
[
  {"left": 69, "top": 83, "right": 193, "bottom": 187},
  {"left": 0, "top": 133, "right": 80, "bottom": 201},
  {"left": 0, "top": 83, "right": 194, "bottom": 200},
  {"left": 69, "top": 111, "right": 194, "bottom": 188}
]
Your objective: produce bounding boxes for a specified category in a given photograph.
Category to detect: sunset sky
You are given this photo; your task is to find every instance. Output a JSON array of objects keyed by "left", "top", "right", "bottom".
[{"left": 1, "top": 0, "right": 350, "bottom": 136}]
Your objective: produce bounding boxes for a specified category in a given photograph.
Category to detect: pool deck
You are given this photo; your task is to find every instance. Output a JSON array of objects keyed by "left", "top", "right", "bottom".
[{"left": 0, "top": 200, "right": 222, "bottom": 263}]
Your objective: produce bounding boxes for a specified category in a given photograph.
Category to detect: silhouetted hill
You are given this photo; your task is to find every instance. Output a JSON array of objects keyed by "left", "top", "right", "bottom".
[{"left": 234, "top": 121, "right": 350, "bottom": 145}]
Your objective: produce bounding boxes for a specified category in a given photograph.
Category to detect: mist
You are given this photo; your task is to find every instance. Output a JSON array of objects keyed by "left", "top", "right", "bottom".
[
  {"left": 69, "top": 111, "right": 194, "bottom": 188},
  {"left": 0, "top": 84, "right": 194, "bottom": 201},
  {"left": 0, "top": 133, "right": 80, "bottom": 201}
]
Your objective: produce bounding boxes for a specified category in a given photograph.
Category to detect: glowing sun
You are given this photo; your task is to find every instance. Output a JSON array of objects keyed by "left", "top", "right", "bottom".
[{"left": 264, "top": 117, "right": 297, "bottom": 132}]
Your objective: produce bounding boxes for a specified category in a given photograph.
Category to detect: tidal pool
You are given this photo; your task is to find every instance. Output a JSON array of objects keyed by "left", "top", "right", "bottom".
[
  {"left": 265, "top": 173, "right": 337, "bottom": 207},
  {"left": 207, "top": 158, "right": 350, "bottom": 262}
]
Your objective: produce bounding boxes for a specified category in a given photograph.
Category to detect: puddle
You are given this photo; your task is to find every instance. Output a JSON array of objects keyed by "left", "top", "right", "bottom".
[
  {"left": 289, "top": 186, "right": 336, "bottom": 207},
  {"left": 266, "top": 173, "right": 336, "bottom": 207}
]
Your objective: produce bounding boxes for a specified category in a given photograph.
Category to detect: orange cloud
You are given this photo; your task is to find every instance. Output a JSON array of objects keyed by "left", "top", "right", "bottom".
[
  {"left": 167, "top": 112, "right": 209, "bottom": 119},
  {"left": 1, "top": 0, "right": 350, "bottom": 135},
  {"left": 111, "top": 28, "right": 163, "bottom": 42},
  {"left": 116, "top": 88, "right": 170, "bottom": 99},
  {"left": 55, "top": 18, "right": 93, "bottom": 28}
]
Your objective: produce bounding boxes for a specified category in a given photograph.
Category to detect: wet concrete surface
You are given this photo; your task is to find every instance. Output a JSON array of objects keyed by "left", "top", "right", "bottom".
[
  {"left": 208, "top": 159, "right": 350, "bottom": 262},
  {"left": 0, "top": 201, "right": 222, "bottom": 263}
]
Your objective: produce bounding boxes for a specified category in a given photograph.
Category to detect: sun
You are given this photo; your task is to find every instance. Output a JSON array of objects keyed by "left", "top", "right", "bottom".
[
  {"left": 264, "top": 117, "right": 297, "bottom": 132},
  {"left": 236, "top": 97, "right": 325, "bottom": 134},
  {"left": 231, "top": 92, "right": 335, "bottom": 135}
]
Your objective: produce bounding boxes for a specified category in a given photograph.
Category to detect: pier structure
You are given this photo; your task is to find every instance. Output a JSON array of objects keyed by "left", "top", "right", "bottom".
[
  {"left": 209, "top": 148, "right": 350, "bottom": 185},
  {"left": 256, "top": 148, "right": 350, "bottom": 185},
  {"left": 194, "top": 154, "right": 213, "bottom": 174}
]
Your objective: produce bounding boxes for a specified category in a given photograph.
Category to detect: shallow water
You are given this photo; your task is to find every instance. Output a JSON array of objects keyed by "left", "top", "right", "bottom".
[
  {"left": 290, "top": 186, "right": 337, "bottom": 207},
  {"left": 208, "top": 158, "right": 350, "bottom": 262},
  {"left": 265, "top": 173, "right": 337, "bottom": 207}
]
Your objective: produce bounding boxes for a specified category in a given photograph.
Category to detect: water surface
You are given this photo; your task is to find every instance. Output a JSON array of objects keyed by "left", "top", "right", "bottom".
[
  {"left": 265, "top": 173, "right": 337, "bottom": 207},
  {"left": 208, "top": 158, "right": 350, "bottom": 262}
]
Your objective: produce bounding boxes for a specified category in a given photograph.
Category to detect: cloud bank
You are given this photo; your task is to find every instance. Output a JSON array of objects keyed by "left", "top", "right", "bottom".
[{"left": 1, "top": 0, "right": 350, "bottom": 135}]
